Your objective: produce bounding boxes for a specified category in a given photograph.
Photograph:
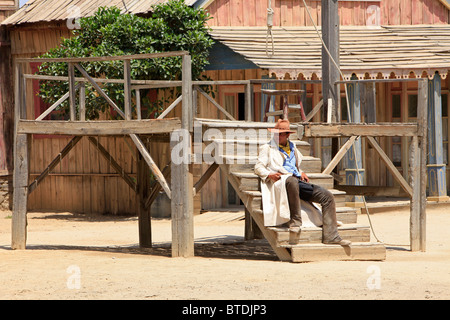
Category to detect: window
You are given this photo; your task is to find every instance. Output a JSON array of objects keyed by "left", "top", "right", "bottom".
[{"left": 408, "top": 94, "right": 418, "bottom": 119}]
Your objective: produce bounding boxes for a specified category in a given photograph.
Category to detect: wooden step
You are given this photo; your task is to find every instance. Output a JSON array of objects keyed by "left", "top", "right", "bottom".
[
  {"left": 268, "top": 224, "right": 371, "bottom": 245},
  {"left": 206, "top": 138, "right": 311, "bottom": 156},
  {"left": 233, "top": 172, "right": 334, "bottom": 190},
  {"left": 252, "top": 206, "right": 357, "bottom": 226},
  {"left": 243, "top": 189, "right": 349, "bottom": 211},
  {"left": 223, "top": 155, "right": 321, "bottom": 174},
  {"left": 284, "top": 242, "right": 386, "bottom": 262},
  {"left": 198, "top": 118, "right": 302, "bottom": 141}
]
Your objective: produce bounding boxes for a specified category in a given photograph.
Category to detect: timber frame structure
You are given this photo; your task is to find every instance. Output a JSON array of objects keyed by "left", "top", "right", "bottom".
[{"left": 12, "top": 52, "right": 428, "bottom": 259}]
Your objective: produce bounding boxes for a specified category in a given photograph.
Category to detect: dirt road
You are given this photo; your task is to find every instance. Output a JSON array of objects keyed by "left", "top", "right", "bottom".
[{"left": 1, "top": 205, "right": 450, "bottom": 300}]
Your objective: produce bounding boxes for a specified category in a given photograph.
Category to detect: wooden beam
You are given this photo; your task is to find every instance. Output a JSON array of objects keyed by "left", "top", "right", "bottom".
[
  {"left": 87, "top": 137, "right": 137, "bottom": 193},
  {"left": 157, "top": 95, "right": 183, "bottom": 119},
  {"left": 79, "top": 83, "right": 86, "bottom": 121},
  {"left": 16, "top": 51, "right": 189, "bottom": 63},
  {"left": 193, "top": 162, "right": 219, "bottom": 196},
  {"left": 366, "top": 136, "right": 413, "bottom": 197},
  {"left": 335, "top": 185, "right": 409, "bottom": 197},
  {"left": 303, "top": 123, "right": 418, "bottom": 137},
  {"left": 170, "top": 129, "right": 194, "bottom": 258},
  {"left": 36, "top": 84, "right": 81, "bottom": 121},
  {"left": 196, "top": 86, "right": 236, "bottom": 121},
  {"left": 322, "top": 136, "right": 358, "bottom": 175},
  {"left": 304, "top": 99, "right": 323, "bottom": 122},
  {"left": 321, "top": 0, "right": 340, "bottom": 122},
  {"left": 74, "top": 63, "right": 126, "bottom": 119},
  {"left": 409, "top": 135, "right": 421, "bottom": 252},
  {"left": 144, "top": 163, "right": 171, "bottom": 210},
  {"left": 17, "top": 119, "right": 181, "bottom": 135},
  {"left": 130, "top": 134, "right": 172, "bottom": 200},
  {"left": 12, "top": 134, "right": 29, "bottom": 250},
  {"left": 68, "top": 63, "right": 76, "bottom": 121},
  {"left": 137, "top": 153, "right": 152, "bottom": 248},
  {"left": 28, "top": 136, "right": 83, "bottom": 194},
  {"left": 124, "top": 59, "right": 132, "bottom": 120}
]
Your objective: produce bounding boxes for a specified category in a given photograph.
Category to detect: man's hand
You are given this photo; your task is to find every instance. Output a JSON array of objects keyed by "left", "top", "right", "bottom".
[
  {"left": 268, "top": 172, "right": 282, "bottom": 182},
  {"left": 300, "top": 172, "right": 310, "bottom": 183}
]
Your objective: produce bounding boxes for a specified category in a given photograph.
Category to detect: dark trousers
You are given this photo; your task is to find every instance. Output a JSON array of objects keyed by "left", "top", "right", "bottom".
[{"left": 285, "top": 176, "right": 341, "bottom": 242}]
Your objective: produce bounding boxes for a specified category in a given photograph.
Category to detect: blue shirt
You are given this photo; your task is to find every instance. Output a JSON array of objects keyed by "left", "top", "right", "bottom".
[{"left": 278, "top": 141, "right": 301, "bottom": 178}]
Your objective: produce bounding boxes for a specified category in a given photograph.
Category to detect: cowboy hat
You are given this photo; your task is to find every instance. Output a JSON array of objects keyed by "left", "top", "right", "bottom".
[{"left": 268, "top": 119, "right": 296, "bottom": 133}]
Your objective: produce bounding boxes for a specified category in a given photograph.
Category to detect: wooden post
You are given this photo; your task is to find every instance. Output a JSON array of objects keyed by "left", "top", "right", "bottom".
[
  {"left": 426, "top": 72, "right": 448, "bottom": 201},
  {"left": 245, "top": 82, "right": 253, "bottom": 121},
  {"left": 321, "top": 0, "right": 340, "bottom": 123},
  {"left": 68, "top": 62, "right": 76, "bottom": 121},
  {"left": 170, "top": 54, "right": 194, "bottom": 257},
  {"left": 79, "top": 82, "right": 86, "bottom": 121},
  {"left": 321, "top": 0, "right": 340, "bottom": 174},
  {"left": 410, "top": 80, "right": 428, "bottom": 252},
  {"left": 124, "top": 59, "right": 132, "bottom": 120},
  {"left": 345, "top": 75, "right": 364, "bottom": 207},
  {"left": 12, "top": 63, "right": 28, "bottom": 250},
  {"left": 170, "top": 129, "right": 194, "bottom": 257},
  {"left": 137, "top": 152, "right": 152, "bottom": 248},
  {"left": 136, "top": 89, "right": 141, "bottom": 120},
  {"left": 12, "top": 134, "right": 29, "bottom": 250}
]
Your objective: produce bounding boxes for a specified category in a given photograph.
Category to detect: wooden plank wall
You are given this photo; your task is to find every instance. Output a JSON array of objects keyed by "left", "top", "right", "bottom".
[
  {"left": 9, "top": 23, "right": 158, "bottom": 215},
  {"left": 206, "top": 0, "right": 449, "bottom": 27},
  {"left": 1, "top": 8, "right": 16, "bottom": 176}
]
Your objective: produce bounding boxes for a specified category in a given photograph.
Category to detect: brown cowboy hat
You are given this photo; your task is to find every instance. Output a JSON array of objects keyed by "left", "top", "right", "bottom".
[{"left": 268, "top": 119, "right": 296, "bottom": 133}]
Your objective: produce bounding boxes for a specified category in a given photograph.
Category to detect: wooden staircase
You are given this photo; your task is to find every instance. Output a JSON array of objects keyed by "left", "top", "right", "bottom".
[{"left": 198, "top": 119, "right": 386, "bottom": 262}]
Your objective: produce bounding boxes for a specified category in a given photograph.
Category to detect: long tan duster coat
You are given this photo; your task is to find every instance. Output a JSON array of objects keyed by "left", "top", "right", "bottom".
[{"left": 254, "top": 141, "right": 323, "bottom": 227}]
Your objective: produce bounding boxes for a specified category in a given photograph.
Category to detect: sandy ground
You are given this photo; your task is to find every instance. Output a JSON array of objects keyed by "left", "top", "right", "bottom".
[{"left": 1, "top": 204, "right": 450, "bottom": 300}]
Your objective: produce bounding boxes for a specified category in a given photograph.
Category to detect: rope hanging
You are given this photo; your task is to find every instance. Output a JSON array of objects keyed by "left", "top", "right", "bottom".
[{"left": 266, "top": 0, "right": 275, "bottom": 57}]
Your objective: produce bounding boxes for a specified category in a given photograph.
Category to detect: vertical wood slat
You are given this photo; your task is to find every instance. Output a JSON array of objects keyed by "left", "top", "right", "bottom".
[
  {"left": 79, "top": 82, "right": 86, "bottom": 121},
  {"left": 12, "top": 134, "right": 29, "bottom": 250},
  {"left": 124, "top": 59, "right": 132, "bottom": 120},
  {"left": 68, "top": 62, "right": 76, "bottom": 121},
  {"left": 410, "top": 79, "right": 428, "bottom": 252},
  {"left": 171, "top": 54, "right": 194, "bottom": 258},
  {"left": 12, "top": 63, "right": 28, "bottom": 249}
]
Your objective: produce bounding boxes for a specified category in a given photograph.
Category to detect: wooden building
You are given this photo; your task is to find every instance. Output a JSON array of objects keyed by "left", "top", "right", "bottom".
[
  {"left": 201, "top": 0, "right": 450, "bottom": 202},
  {"left": 0, "top": 0, "right": 18, "bottom": 210},
  {"left": 2, "top": 0, "right": 450, "bottom": 216}
]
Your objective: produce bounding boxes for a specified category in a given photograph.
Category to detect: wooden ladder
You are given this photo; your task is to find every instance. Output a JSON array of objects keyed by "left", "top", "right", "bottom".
[
  {"left": 263, "top": 89, "right": 307, "bottom": 122},
  {"left": 199, "top": 119, "right": 386, "bottom": 262}
]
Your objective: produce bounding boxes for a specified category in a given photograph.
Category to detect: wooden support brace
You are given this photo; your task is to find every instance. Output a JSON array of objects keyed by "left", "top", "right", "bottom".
[
  {"left": 193, "top": 162, "right": 219, "bottom": 196},
  {"left": 36, "top": 84, "right": 81, "bottom": 121},
  {"left": 366, "top": 136, "right": 413, "bottom": 197},
  {"left": 322, "top": 135, "right": 358, "bottom": 175},
  {"left": 196, "top": 86, "right": 236, "bottom": 121},
  {"left": 88, "top": 136, "right": 137, "bottom": 193},
  {"left": 130, "top": 134, "right": 172, "bottom": 199},
  {"left": 144, "top": 163, "right": 171, "bottom": 210},
  {"left": 304, "top": 99, "right": 323, "bottom": 122},
  {"left": 74, "top": 63, "right": 125, "bottom": 119},
  {"left": 157, "top": 95, "right": 183, "bottom": 120},
  {"left": 28, "top": 136, "right": 83, "bottom": 194}
]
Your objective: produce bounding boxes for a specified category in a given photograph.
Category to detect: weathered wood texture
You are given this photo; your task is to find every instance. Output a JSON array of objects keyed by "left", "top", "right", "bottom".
[{"left": 205, "top": 0, "right": 449, "bottom": 27}]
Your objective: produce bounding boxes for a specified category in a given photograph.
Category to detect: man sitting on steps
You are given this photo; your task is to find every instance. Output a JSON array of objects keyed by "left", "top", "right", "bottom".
[{"left": 254, "top": 119, "right": 351, "bottom": 246}]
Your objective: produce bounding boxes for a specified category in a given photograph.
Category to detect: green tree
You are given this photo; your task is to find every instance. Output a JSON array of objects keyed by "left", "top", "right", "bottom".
[{"left": 37, "top": 0, "right": 213, "bottom": 120}]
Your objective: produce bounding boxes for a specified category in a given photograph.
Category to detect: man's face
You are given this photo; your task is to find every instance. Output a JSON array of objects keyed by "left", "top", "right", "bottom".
[{"left": 275, "top": 132, "right": 290, "bottom": 145}]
